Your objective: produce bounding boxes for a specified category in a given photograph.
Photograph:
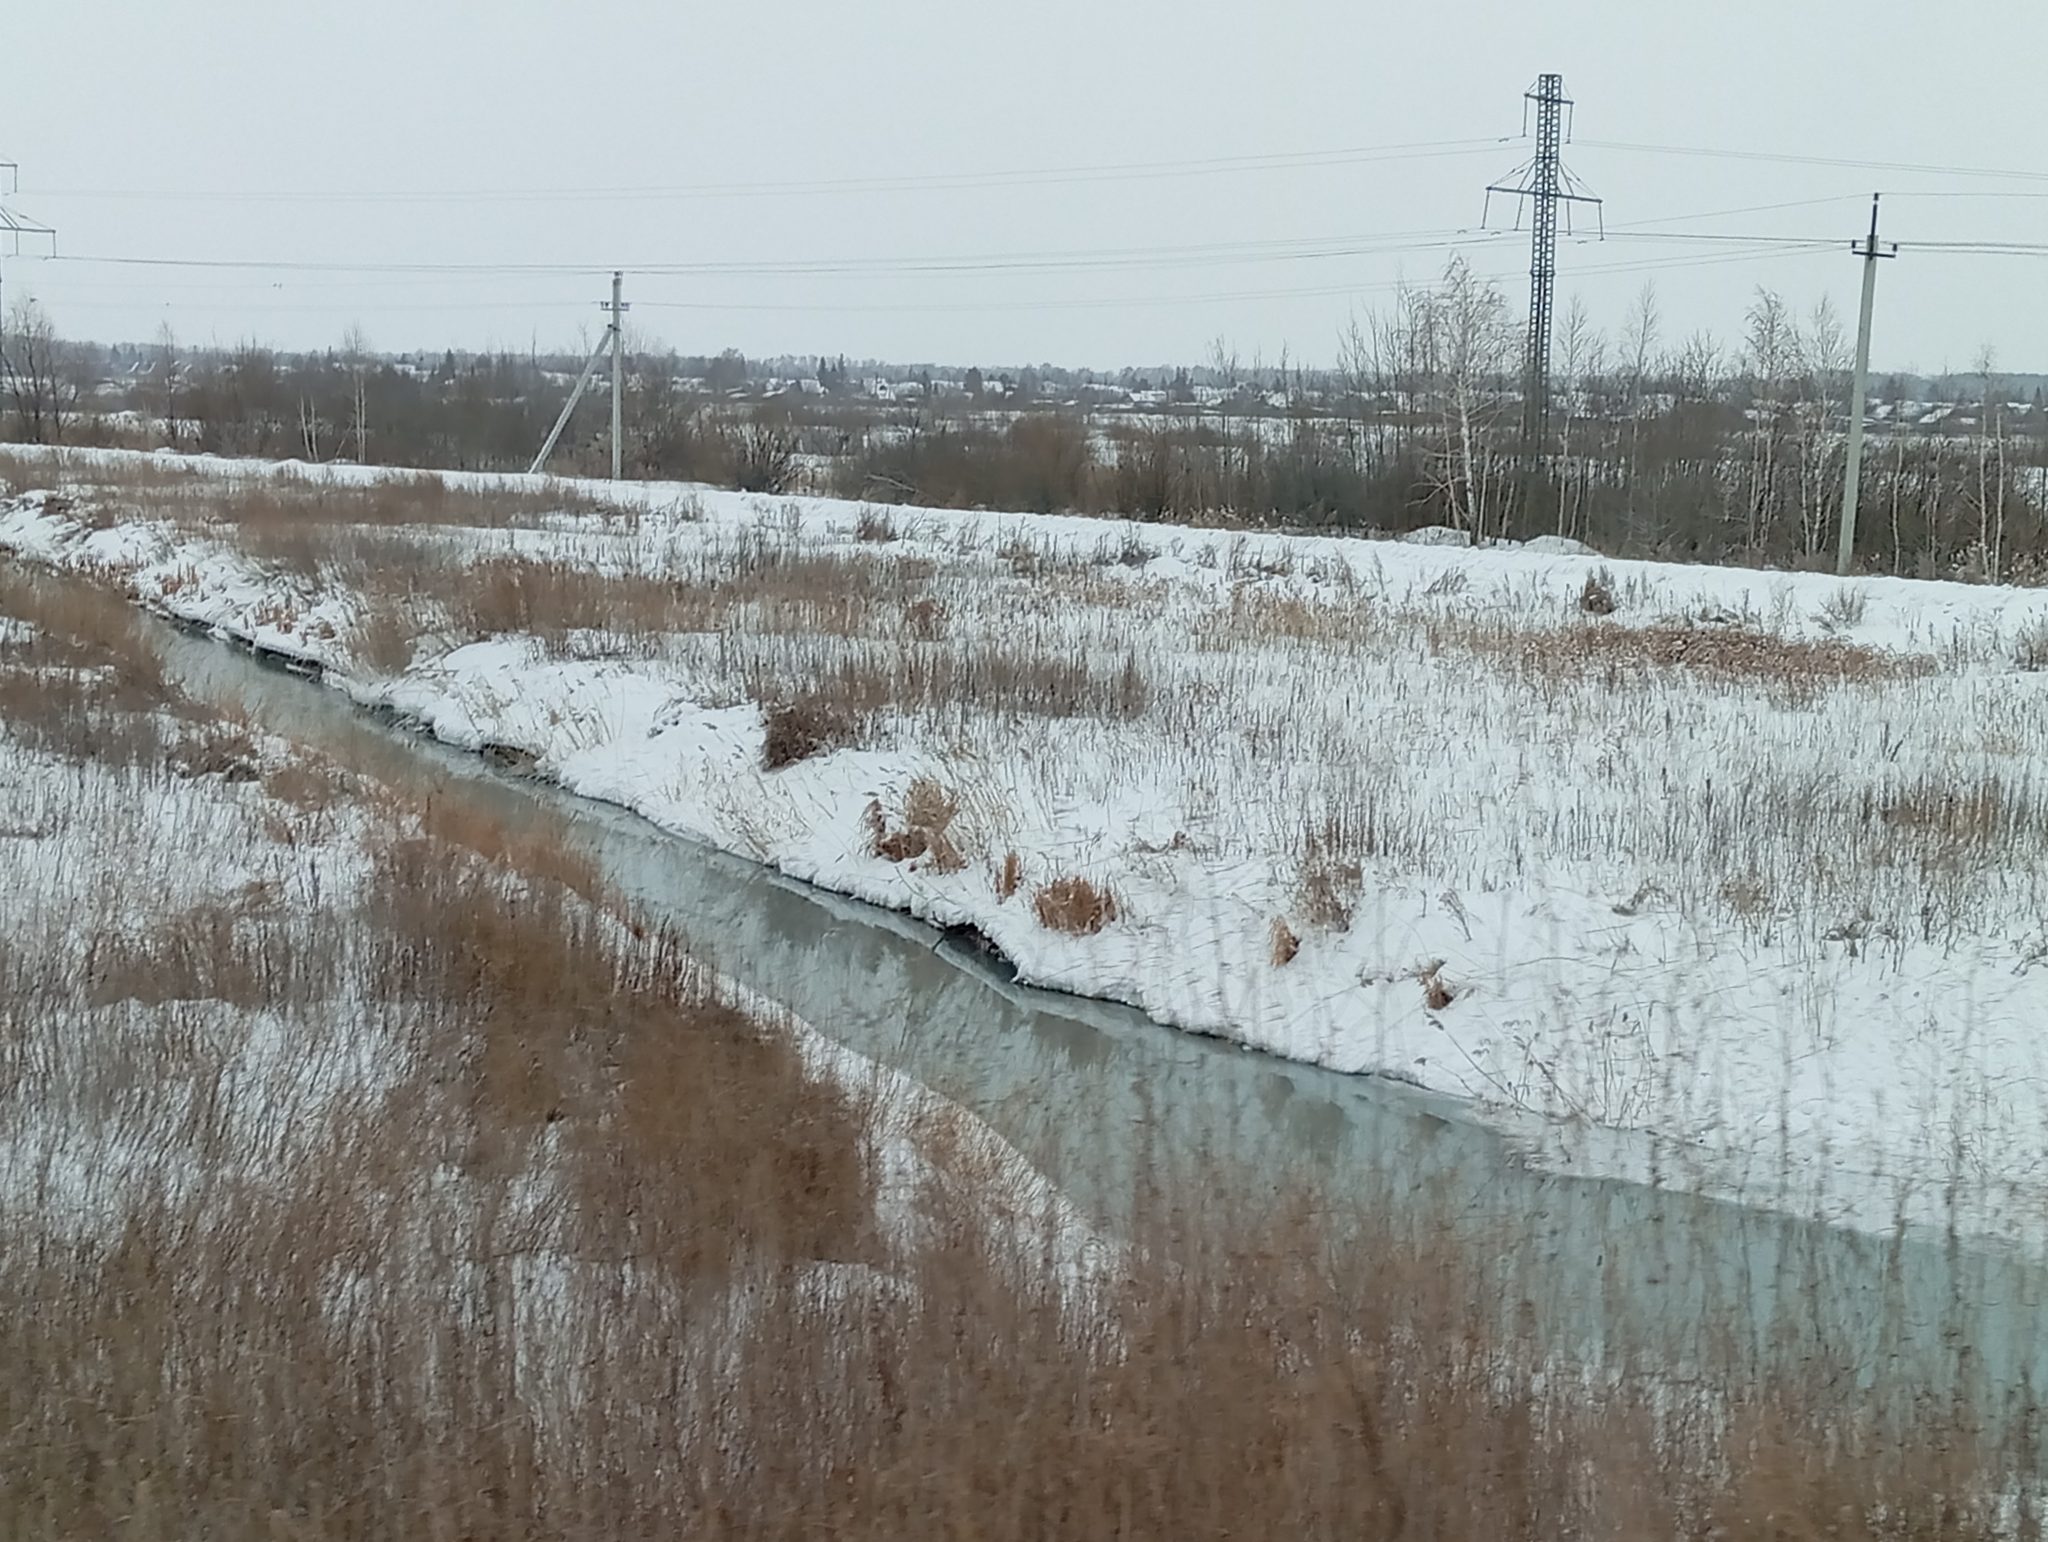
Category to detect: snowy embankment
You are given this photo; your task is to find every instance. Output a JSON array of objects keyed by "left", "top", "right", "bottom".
[
  {"left": 0, "top": 564, "right": 1098, "bottom": 1291},
  {"left": 8, "top": 447, "right": 2048, "bottom": 1242}
]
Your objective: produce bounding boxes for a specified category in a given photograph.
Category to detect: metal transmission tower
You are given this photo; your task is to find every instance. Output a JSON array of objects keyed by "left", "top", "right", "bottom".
[
  {"left": 1485, "top": 76, "right": 1601, "bottom": 467},
  {"left": 0, "top": 160, "right": 59, "bottom": 336}
]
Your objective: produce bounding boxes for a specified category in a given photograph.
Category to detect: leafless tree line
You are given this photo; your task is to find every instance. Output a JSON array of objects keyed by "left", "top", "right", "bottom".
[
  {"left": 7, "top": 283, "right": 2047, "bottom": 580},
  {"left": 1336, "top": 262, "right": 2048, "bottom": 577}
]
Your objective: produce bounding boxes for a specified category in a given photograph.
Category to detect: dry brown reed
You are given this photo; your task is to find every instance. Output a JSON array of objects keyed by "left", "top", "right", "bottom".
[
  {"left": 1033, "top": 874, "right": 1121, "bottom": 934},
  {"left": 0, "top": 557, "right": 2029, "bottom": 1541}
]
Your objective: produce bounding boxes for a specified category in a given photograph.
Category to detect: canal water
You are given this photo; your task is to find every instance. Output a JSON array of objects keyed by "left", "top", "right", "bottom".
[{"left": 148, "top": 613, "right": 2048, "bottom": 1444}]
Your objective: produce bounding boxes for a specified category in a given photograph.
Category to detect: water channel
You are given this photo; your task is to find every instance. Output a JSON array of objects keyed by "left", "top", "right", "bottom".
[{"left": 140, "top": 609, "right": 2048, "bottom": 1445}]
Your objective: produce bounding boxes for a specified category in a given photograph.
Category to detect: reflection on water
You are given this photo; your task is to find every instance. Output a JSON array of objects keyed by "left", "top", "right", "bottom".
[{"left": 155, "top": 623, "right": 2048, "bottom": 1443}]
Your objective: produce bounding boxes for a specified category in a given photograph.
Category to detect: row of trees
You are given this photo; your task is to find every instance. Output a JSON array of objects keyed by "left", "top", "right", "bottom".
[
  {"left": 5, "top": 279, "right": 2046, "bottom": 580},
  {"left": 1324, "top": 260, "right": 2047, "bottom": 576}
]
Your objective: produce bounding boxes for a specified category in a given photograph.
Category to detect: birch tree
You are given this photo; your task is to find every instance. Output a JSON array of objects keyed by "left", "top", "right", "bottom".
[
  {"left": 1419, "top": 258, "right": 1517, "bottom": 544},
  {"left": 1742, "top": 288, "right": 1793, "bottom": 554},
  {"left": 150, "top": 322, "right": 183, "bottom": 450},
  {"left": 1620, "top": 283, "right": 1661, "bottom": 512},
  {"left": 1555, "top": 297, "right": 1605, "bottom": 539},
  {"left": 1973, "top": 345, "right": 2008, "bottom": 578},
  {"left": 342, "top": 323, "right": 372, "bottom": 464},
  {"left": 1794, "top": 296, "right": 1849, "bottom": 558}
]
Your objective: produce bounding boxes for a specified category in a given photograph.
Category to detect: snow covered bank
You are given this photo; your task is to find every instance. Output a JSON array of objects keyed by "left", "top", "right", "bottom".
[{"left": 8, "top": 448, "right": 2048, "bottom": 1243}]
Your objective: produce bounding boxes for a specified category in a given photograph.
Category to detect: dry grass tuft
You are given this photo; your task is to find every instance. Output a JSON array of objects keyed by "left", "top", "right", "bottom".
[
  {"left": 1297, "top": 833, "right": 1362, "bottom": 932},
  {"left": 1816, "top": 583, "right": 1870, "bottom": 631},
  {"left": 260, "top": 758, "right": 349, "bottom": 813},
  {"left": 1874, "top": 775, "right": 2035, "bottom": 853},
  {"left": 1447, "top": 614, "right": 1920, "bottom": 697},
  {"left": 1193, "top": 589, "right": 1376, "bottom": 649},
  {"left": 1033, "top": 874, "right": 1120, "bottom": 935},
  {"left": 454, "top": 556, "right": 699, "bottom": 644},
  {"left": 1418, "top": 960, "right": 1456, "bottom": 1011},
  {"left": 762, "top": 696, "right": 863, "bottom": 771},
  {"left": 995, "top": 849, "right": 1023, "bottom": 902},
  {"left": 1578, "top": 568, "right": 1618, "bottom": 616},
  {"left": 1269, "top": 917, "right": 1301, "bottom": 967},
  {"left": 345, "top": 593, "right": 420, "bottom": 674},
  {"left": 868, "top": 777, "right": 967, "bottom": 873},
  {"left": 166, "top": 720, "right": 262, "bottom": 782},
  {"left": 2013, "top": 617, "right": 2048, "bottom": 672}
]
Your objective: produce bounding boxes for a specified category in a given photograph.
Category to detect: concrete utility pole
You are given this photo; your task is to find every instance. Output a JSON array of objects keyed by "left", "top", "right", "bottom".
[
  {"left": 527, "top": 271, "right": 629, "bottom": 478},
  {"left": 527, "top": 329, "right": 612, "bottom": 476},
  {"left": 1835, "top": 195, "right": 1897, "bottom": 577},
  {"left": 608, "top": 270, "right": 628, "bottom": 481}
]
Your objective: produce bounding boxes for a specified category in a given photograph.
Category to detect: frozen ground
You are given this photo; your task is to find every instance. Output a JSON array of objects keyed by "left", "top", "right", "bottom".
[
  {"left": 7, "top": 446, "right": 2048, "bottom": 1244},
  {"left": 0, "top": 564, "right": 1090, "bottom": 1277}
]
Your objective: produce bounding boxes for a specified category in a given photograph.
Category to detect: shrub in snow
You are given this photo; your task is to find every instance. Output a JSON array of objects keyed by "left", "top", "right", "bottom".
[
  {"left": 1579, "top": 569, "right": 1618, "bottom": 616},
  {"left": 1033, "top": 875, "right": 1119, "bottom": 936},
  {"left": 761, "top": 698, "right": 860, "bottom": 771}
]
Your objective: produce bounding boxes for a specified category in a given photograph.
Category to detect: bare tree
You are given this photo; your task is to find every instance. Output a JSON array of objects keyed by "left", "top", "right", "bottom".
[
  {"left": 1620, "top": 283, "right": 1662, "bottom": 510},
  {"left": 296, "top": 391, "right": 328, "bottom": 460},
  {"left": 1208, "top": 334, "right": 1244, "bottom": 508},
  {"left": 341, "top": 323, "right": 372, "bottom": 464},
  {"left": 1973, "top": 344, "right": 2008, "bottom": 578},
  {"left": 1794, "top": 296, "right": 1849, "bottom": 557},
  {"left": 1415, "top": 258, "right": 1518, "bottom": 544},
  {"left": 150, "top": 322, "right": 184, "bottom": 450},
  {"left": 3, "top": 298, "right": 76, "bottom": 445},
  {"left": 1555, "top": 297, "right": 1605, "bottom": 539},
  {"left": 1742, "top": 287, "right": 1793, "bottom": 554}
]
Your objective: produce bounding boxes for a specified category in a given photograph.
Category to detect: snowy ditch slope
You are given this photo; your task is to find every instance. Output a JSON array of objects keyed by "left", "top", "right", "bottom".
[{"left": 8, "top": 448, "right": 2048, "bottom": 1243}]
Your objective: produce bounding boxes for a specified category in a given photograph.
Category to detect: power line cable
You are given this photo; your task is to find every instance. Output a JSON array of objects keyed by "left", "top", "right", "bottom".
[
  {"left": 32, "top": 244, "right": 1832, "bottom": 321},
  {"left": 1579, "top": 138, "right": 2048, "bottom": 185},
  {"left": 26, "top": 137, "right": 1513, "bottom": 204}
]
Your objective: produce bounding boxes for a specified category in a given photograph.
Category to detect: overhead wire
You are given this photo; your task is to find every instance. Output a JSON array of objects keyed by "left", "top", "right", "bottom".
[
  {"left": 24, "top": 137, "right": 1513, "bottom": 204},
  {"left": 12, "top": 135, "right": 2047, "bottom": 336},
  {"left": 33, "top": 243, "right": 1832, "bottom": 320},
  {"left": 1578, "top": 138, "right": 2048, "bottom": 186}
]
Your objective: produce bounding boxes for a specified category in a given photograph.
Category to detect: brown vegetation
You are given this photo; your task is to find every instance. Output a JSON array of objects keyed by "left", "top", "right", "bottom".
[
  {"left": 868, "top": 777, "right": 968, "bottom": 873},
  {"left": 1296, "top": 831, "right": 1362, "bottom": 933},
  {"left": 1033, "top": 874, "right": 1120, "bottom": 935},
  {"left": 1443, "top": 613, "right": 1924, "bottom": 698},
  {"left": 995, "top": 848, "right": 1024, "bottom": 901},
  {"left": 1269, "top": 917, "right": 1301, "bottom": 967},
  {"left": 0, "top": 560, "right": 2032, "bottom": 1539},
  {"left": 1419, "top": 961, "right": 1456, "bottom": 1011},
  {"left": 1579, "top": 568, "right": 1618, "bottom": 615},
  {"left": 762, "top": 695, "right": 863, "bottom": 770}
]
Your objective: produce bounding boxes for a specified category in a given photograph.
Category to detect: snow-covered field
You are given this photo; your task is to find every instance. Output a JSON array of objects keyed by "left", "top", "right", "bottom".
[
  {"left": 0, "top": 559, "right": 1089, "bottom": 1278},
  {"left": 8, "top": 445, "right": 2048, "bottom": 1244}
]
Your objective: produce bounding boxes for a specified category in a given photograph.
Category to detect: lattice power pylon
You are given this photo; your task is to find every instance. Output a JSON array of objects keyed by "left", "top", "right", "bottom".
[
  {"left": 0, "top": 160, "right": 59, "bottom": 331},
  {"left": 1485, "top": 75, "right": 1601, "bottom": 459}
]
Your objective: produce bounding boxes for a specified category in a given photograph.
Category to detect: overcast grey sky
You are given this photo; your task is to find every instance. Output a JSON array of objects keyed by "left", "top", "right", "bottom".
[{"left": 6, "top": 1, "right": 2048, "bottom": 373}]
